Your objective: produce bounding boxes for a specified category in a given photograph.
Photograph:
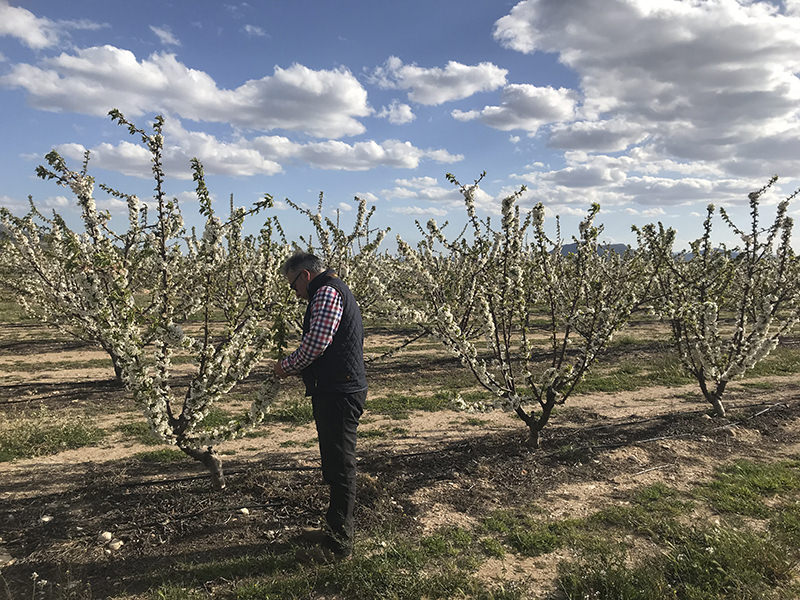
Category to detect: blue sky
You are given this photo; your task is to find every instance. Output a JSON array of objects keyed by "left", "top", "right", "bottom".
[{"left": 2, "top": 0, "right": 800, "bottom": 249}]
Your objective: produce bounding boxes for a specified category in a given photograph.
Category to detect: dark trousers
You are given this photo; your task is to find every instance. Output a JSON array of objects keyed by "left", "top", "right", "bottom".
[{"left": 311, "top": 389, "right": 366, "bottom": 545}]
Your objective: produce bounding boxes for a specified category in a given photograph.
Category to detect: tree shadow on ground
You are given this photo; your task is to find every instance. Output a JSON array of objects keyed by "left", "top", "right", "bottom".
[
  {"left": 0, "top": 378, "right": 123, "bottom": 408},
  {"left": 360, "top": 399, "right": 800, "bottom": 512},
  {"left": 0, "top": 336, "right": 92, "bottom": 355},
  {"left": 1, "top": 399, "right": 797, "bottom": 598}
]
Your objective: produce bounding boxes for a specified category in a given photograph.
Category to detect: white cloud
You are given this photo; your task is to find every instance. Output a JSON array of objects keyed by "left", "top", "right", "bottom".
[
  {"left": 379, "top": 175, "right": 491, "bottom": 215},
  {"left": 549, "top": 118, "right": 648, "bottom": 152},
  {"left": 54, "top": 117, "right": 461, "bottom": 177},
  {"left": 243, "top": 24, "right": 267, "bottom": 37},
  {"left": 394, "top": 176, "right": 439, "bottom": 188},
  {"left": 509, "top": 135, "right": 520, "bottom": 144},
  {"left": 251, "top": 136, "right": 461, "bottom": 171},
  {"left": 452, "top": 84, "right": 576, "bottom": 134},
  {"left": 337, "top": 202, "right": 353, "bottom": 212},
  {"left": 377, "top": 100, "right": 415, "bottom": 124},
  {"left": 2, "top": 47, "right": 373, "bottom": 139},
  {"left": 369, "top": 56, "right": 507, "bottom": 105},
  {"left": 0, "top": 4, "right": 108, "bottom": 50},
  {"left": 541, "top": 164, "right": 625, "bottom": 188},
  {"left": 484, "top": 0, "right": 800, "bottom": 215},
  {"left": 355, "top": 192, "right": 380, "bottom": 204},
  {"left": 390, "top": 205, "right": 449, "bottom": 216},
  {"left": 96, "top": 197, "right": 129, "bottom": 213},
  {"left": 508, "top": 148, "right": 775, "bottom": 212},
  {"left": 383, "top": 183, "right": 457, "bottom": 203},
  {"left": 619, "top": 176, "right": 724, "bottom": 206},
  {"left": 383, "top": 179, "right": 455, "bottom": 201},
  {"left": 43, "top": 195, "right": 70, "bottom": 207},
  {"left": 623, "top": 206, "right": 666, "bottom": 217},
  {"left": 0, "top": 3, "right": 58, "bottom": 49},
  {"left": 544, "top": 204, "right": 593, "bottom": 218},
  {"left": 225, "top": 3, "right": 250, "bottom": 17},
  {"left": 56, "top": 122, "right": 282, "bottom": 179},
  {"left": 56, "top": 140, "right": 160, "bottom": 177},
  {"left": 57, "top": 19, "right": 109, "bottom": 32},
  {"left": 175, "top": 190, "right": 202, "bottom": 204},
  {"left": 149, "top": 25, "right": 180, "bottom": 46},
  {"left": 0, "top": 193, "right": 27, "bottom": 212},
  {"left": 3, "top": 193, "right": 108, "bottom": 214},
  {"left": 492, "top": 0, "right": 800, "bottom": 178}
]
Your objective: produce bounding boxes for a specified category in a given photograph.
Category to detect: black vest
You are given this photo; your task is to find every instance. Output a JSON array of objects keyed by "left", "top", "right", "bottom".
[{"left": 301, "top": 271, "right": 367, "bottom": 396}]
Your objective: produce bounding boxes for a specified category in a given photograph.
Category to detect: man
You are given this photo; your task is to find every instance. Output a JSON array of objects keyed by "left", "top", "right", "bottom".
[{"left": 273, "top": 252, "right": 367, "bottom": 558}]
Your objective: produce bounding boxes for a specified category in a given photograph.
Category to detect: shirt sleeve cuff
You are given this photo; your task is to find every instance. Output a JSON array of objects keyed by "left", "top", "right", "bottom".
[{"left": 280, "top": 356, "right": 297, "bottom": 375}]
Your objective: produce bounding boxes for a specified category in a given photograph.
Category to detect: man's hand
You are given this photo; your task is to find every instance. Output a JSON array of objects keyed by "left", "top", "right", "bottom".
[{"left": 273, "top": 360, "right": 289, "bottom": 379}]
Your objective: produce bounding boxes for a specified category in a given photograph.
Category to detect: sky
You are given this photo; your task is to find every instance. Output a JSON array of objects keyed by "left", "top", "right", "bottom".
[{"left": 2, "top": 0, "right": 800, "bottom": 250}]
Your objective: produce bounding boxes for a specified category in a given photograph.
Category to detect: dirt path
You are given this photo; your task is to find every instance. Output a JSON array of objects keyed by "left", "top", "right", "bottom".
[{"left": 2, "top": 324, "right": 800, "bottom": 598}]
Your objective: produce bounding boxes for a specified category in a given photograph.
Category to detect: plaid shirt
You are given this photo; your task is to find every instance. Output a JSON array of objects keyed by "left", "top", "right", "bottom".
[{"left": 280, "top": 285, "right": 343, "bottom": 375}]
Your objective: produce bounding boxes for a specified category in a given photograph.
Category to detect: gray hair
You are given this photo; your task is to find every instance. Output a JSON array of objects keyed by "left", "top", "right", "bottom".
[{"left": 281, "top": 252, "right": 326, "bottom": 276}]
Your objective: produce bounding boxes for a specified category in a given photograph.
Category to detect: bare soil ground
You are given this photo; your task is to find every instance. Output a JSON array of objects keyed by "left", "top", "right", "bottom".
[{"left": 1, "top": 323, "right": 799, "bottom": 599}]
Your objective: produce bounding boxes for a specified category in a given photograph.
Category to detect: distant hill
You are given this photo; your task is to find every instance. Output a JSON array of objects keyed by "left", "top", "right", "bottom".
[
  {"left": 557, "top": 243, "right": 737, "bottom": 259},
  {"left": 559, "top": 242, "right": 629, "bottom": 256}
]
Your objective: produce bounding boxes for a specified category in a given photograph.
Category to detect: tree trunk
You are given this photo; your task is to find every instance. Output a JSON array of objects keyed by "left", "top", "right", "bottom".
[
  {"left": 101, "top": 345, "right": 126, "bottom": 387},
  {"left": 180, "top": 446, "right": 226, "bottom": 489},
  {"left": 526, "top": 424, "right": 541, "bottom": 449},
  {"left": 697, "top": 376, "right": 727, "bottom": 417},
  {"left": 112, "top": 358, "right": 124, "bottom": 386},
  {"left": 516, "top": 389, "right": 557, "bottom": 449},
  {"left": 708, "top": 394, "right": 726, "bottom": 417}
]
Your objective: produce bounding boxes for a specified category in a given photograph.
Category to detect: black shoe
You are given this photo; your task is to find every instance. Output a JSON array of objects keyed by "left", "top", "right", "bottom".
[{"left": 322, "top": 532, "right": 352, "bottom": 559}]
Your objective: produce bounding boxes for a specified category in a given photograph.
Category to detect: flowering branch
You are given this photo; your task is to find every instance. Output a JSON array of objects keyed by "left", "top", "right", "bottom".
[{"left": 636, "top": 177, "right": 800, "bottom": 417}]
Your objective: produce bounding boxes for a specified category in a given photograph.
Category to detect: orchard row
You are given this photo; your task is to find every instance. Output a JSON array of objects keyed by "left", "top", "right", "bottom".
[{"left": 2, "top": 111, "right": 798, "bottom": 485}]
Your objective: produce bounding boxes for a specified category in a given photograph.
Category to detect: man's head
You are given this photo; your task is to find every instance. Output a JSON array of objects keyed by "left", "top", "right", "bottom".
[{"left": 281, "top": 252, "right": 326, "bottom": 300}]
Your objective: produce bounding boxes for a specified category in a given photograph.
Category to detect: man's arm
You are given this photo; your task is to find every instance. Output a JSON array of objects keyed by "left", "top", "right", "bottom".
[{"left": 275, "top": 286, "right": 343, "bottom": 377}]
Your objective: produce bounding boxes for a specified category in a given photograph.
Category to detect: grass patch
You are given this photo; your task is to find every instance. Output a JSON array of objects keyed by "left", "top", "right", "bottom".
[
  {"left": 696, "top": 459, "right": 800, "bottom": 517},
  {"left": 0, "top": 292, "right": 31, "bottom": 322},
  {"left": 463, "top": 417, "right": 490, "bottom": 426},
  {"left": 263, "top": 397, "right": 314, "bottom": 425},
  {"left": 115, "top": 421, "right": 162, "bottom": 446},
  {"left": 769, "top": 500, "right": 800, "bottom": 548},
  {"left": 481, "top": 509, "right": 575, "bottom": 557},
  {"left": 2, "top": 357, "right": 114, "bottom": 372},
  {"left": 589, "top": 483, "right": 690, "bottom": 539},
  {"left": 360, "top": 429, "right": 387, "bottom": 439},
  {"left": 557, "top": 525, "right": 798, "bottom": 600},
  {"left": 479, "top": 537, "right": 506, "bottom": 558},
  {"left": 420, "top": 526, "right": 474, "bottom": 559},
  {"left": 132, "top": 448, "right": 190, "bottom": 463},
  {"left": 114, "top": 408, "right": 235, "bottom": 446},
  {"left": 0, "top": 408, "right": 105, "bottom": 461},
  {"left": 317, "top": 532, "right": 512, "bottom": 600},
  {"left": 278, "top": 439, "right": 317, "bottom": 448},
  {"left": 559, "top": 474, "right": 800, "bottom": 599},
  {"left": 167, "top": 527, "right": 523, "bottom": 600},
  {"left": 175, "top": 552, "right": 297, "bottom": 585},
  {"left": 576, "top": 344, "right": 800, "bottom": 395},
  {"left": 93, "top": 459, "right": 800, "bottom": 599},
  {"left": 740, "top": 380, "right": 778, "bottom": 390},
  {"left": 367, "top": 392, "right": 452, "bottom": 419},
  {"left": 747, "top": 346, "right": 800, "bottom": 377},
  {"left": 197, "top": 407, "right": 236, "bottom": 428},
  {"left": 360, "top": 426, "right": 408, "bottom": 439},
  {"left": 148, "top": 585, "right": 205, "bottom": 600},
  {"left": 577, "top": 355, "right": 692, "bottom": 393}
]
